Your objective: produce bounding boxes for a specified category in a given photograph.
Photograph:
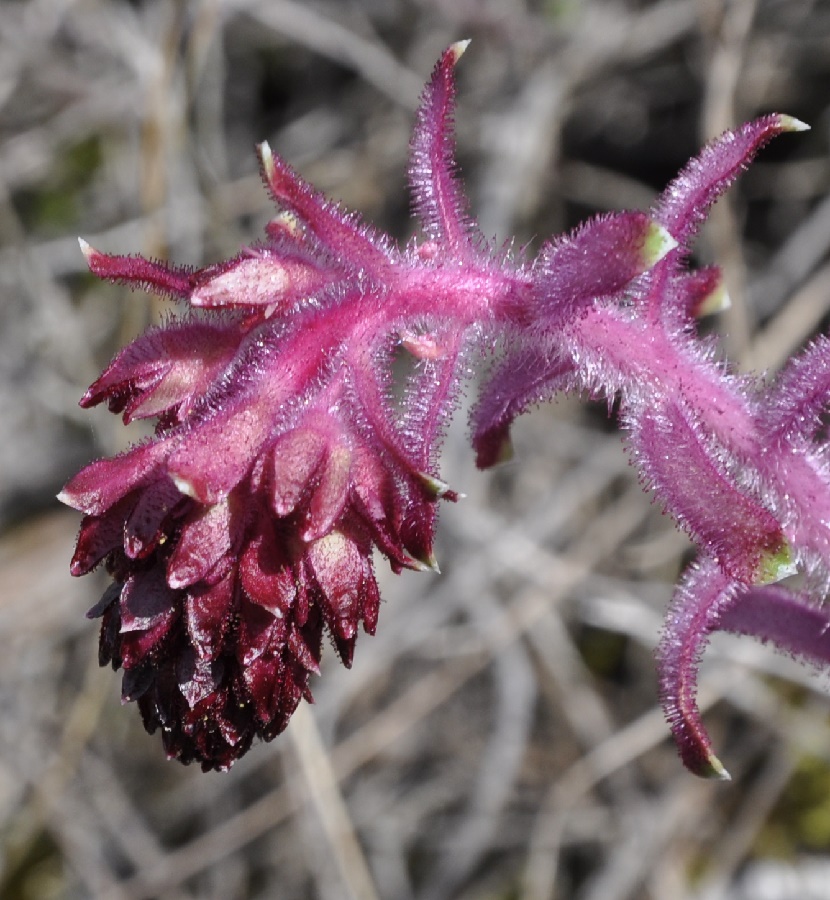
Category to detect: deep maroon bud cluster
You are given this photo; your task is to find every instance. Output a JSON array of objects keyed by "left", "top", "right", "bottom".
[{"left": 63, "top": 42, "right": 830, "bottom": 778}]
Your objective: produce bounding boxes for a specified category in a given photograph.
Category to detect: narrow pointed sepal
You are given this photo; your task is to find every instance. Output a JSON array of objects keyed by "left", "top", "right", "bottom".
[{"left": 719, "top": 583, "right": 830, "bottom": 673}]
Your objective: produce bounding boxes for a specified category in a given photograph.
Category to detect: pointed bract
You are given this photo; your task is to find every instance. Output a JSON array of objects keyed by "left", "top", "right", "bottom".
[
  {"left": 79, "top": 239, "right": 195, "bottom": 298},
  {"left": 534, "top": 213, "right": 675, "bottom": 323},
  {"left": 471, "top": 340, "right": 574, "bottom": 469},
  {"left": 408, "top": 41, "right": 476, "bottom": 254},
  {"left": 654, "top": 115, "right": 806, "bottom": 248},
  {"left": 656, "top": 558, "right": 736, "bottom": 780},
  {"left": 628, "top": 397, "right": 785, "bottom": 583}
]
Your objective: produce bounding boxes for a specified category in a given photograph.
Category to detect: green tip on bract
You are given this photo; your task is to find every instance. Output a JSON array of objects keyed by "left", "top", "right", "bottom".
[
  {"left": 171, "top": 474, "right": 199, "bottom": 500},
  {"left": 777, "top": 114, "right": 810, "bottom": 133},
  {"left": 697, "top": 751, "right": 732, "bottom": 781},
  {"left": 697, "top": 282, "right": 731, "bottom": 317},
  {"left": 258, "top": 141, "right": 275, "bottom": 179},
  {"left": 494, "top": 434, "right": 515, "bottom": 465},
  {"left": 642, "top": 222, "right": 677, "bottom": 268},
  {"left": 449, "top": 40, "right": 471, "bottom": 64},
  {"left": 417, "top": 471, "right": 456, "bottom": 500},
  {"left": 423, "top": 553, "right": 441, "bottom": 574},
  {"left": 756, "top": 541, "right": 797, "bottom": 586},
  {"left": 78, "top": 237, "right": 97, "bottom": 263},
  {"left": 405, "top": 553, "right": 441, "bottom": 574},
  {"left": 56, "top": 489, "right": 73, "bottom": 509}
]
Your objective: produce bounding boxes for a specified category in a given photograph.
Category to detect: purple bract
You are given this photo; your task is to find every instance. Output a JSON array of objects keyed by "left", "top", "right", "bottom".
[{"left": 61, "top": 42, "right": 825, "bottom": 777}]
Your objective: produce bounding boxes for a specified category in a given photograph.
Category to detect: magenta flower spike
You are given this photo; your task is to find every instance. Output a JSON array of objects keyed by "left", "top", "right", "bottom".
[{"left": 62, "top": 43, "right": 825, "bottom": 777}]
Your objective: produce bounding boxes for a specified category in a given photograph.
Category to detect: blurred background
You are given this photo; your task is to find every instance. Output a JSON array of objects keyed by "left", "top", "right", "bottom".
[{"left": 3, "top": 0, "right": 830, "bottom": 897}]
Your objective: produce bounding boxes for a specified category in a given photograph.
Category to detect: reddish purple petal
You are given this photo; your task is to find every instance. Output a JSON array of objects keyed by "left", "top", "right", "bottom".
[
  {"left": 237, "top": 597, "right": 286, "bottom": 666},
  {"left": 302, "top": 446, "right": 352, "bottom": 541},
  {"left": 269, "top": 427, "right": 328, "bottom": 517},
  {"left": 124, "top": 477, "right": 182, "bottom": 559},
  {"left": 167, "top": 500, "right": 233, "bottom": 590},
  {"left": 167, "top": 403, "right": 271, "bottom": 505},
  {"left": 86, "top": 582, "right": 121, "bottom": 620},
  {"left": 119, "top": 588, "right": 179, "bottom": 670},
  {"left": 306, "top": 531, "right": 371, "bottom": 665},
  {"left": 58, "top": 439, "right": 173, "bottom": 517},
  {"left": 288, "top": 621, "right": 323, "bottom": 675},
  {"left": 70, "top": 494, "right": 137, "bottom": 576},
  {"left": 120, "top": 567, "right": 177, "bottom": 633},
  {"left": 239, "top": 525, "right": 297, "bottom": 619},
  {"left": 398, "top": 481, "right": 439, "bottom": 571},
  {"left": 122, "top": 325, "right": 239, "bottom": 424},
  {"left": 177, "top": 647, "right": 223, "bottom": 708},
  {"left": 349, "top": 445, "right": 414, "bottom": 570},
  {"left": 186, "top": 569, "right": 236, "bottom": 661}
]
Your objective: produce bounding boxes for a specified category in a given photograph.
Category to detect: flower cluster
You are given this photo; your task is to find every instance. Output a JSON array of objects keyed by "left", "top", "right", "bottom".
[{"left": 62, "top": 42, "right": 830, "bottom": 777}]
